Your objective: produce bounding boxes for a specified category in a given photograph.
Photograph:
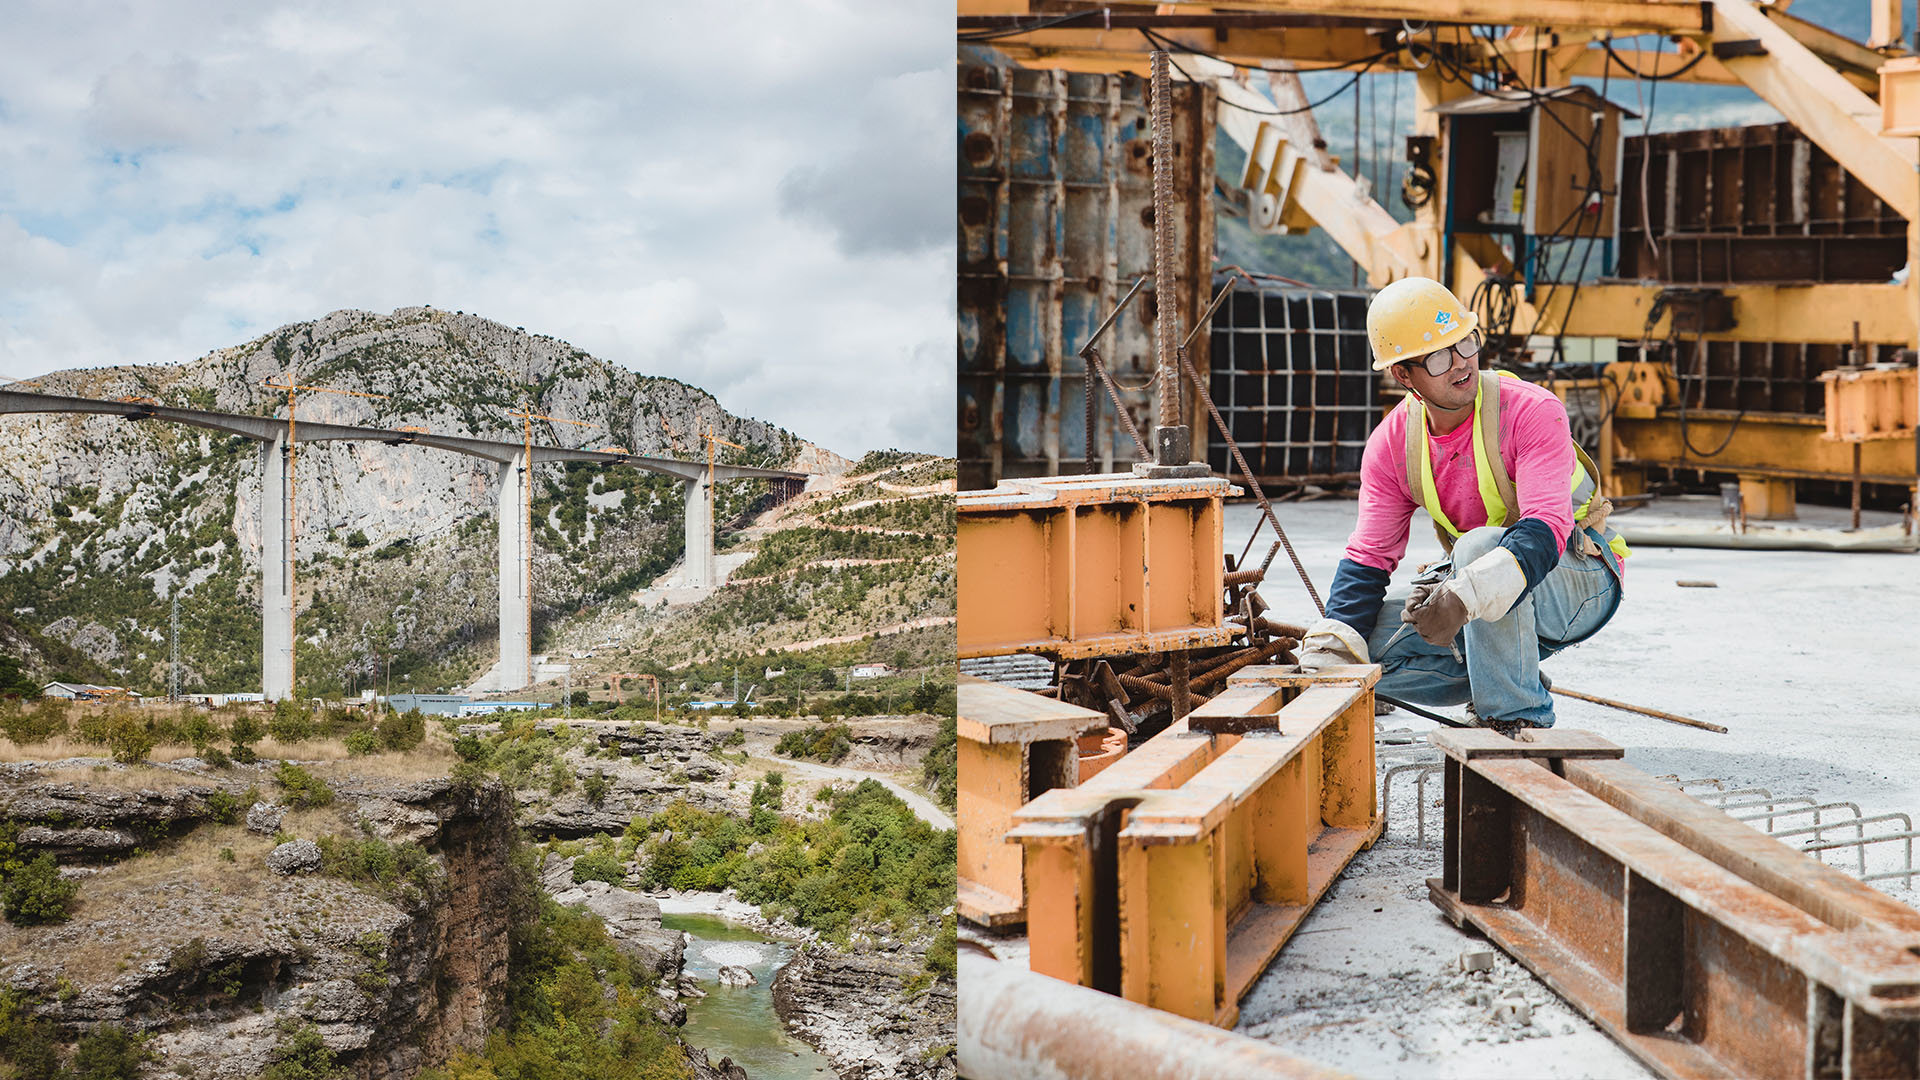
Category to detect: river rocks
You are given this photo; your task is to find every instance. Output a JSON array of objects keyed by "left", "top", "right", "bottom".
[
  {"left": 246, "top": 800, "right": 287, "bottom": 835},
  {"left": 542, "top": 857, "right": 684, "bottom": 978},
  {"left": 774, "top": 942, "right": 956, "bottom": 1080},
  {"left": 716, "top": 965, "right": 756, "bottom": 987},
  {"left": 687, "top": 1047, "right": 751, "bottom": 1080},
  {"left": 265, "top": 839, "right": 322, "bottom": 875}
]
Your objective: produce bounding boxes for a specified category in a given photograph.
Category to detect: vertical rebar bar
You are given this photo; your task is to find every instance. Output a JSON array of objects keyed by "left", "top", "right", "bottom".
[{"left": 1149, "top": 50, "right": 1180, "bottom": 430}]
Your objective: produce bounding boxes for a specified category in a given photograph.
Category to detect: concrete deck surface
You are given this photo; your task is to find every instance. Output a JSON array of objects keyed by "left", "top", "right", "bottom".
[{"left": 1226, "top": 495, "right": 1920, "bottom": 1078}]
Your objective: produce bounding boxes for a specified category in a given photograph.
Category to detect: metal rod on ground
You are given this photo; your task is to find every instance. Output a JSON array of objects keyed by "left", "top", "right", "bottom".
[
  {"left": 1551, "top": 686, "right": 1728, "bottom": 733},
  {"left": 1376, "top": 693, "right": 1467, "bottom": 728}
]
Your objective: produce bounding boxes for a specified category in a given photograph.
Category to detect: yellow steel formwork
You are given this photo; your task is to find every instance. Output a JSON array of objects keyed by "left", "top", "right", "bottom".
[
  {"left": 958, "top": 473, "right": 1237, "bottom": 660},
  {"left": 956, "top": 675, "right": 1108, "bottom": 928},
  {"left": 1007, "top": 663, "right": 1383, "bottom": 1028}
]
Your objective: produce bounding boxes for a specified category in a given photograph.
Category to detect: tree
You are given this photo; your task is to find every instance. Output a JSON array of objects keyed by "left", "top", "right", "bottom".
[
  {"left": 2, "top": 853, "right": 78, "bottom": 925},
  {"left": 0, "top": 655, "right": 36, "bottom": 698}
]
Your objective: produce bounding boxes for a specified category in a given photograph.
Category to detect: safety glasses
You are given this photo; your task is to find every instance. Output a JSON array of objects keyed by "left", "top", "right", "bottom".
[{"left": 1411, "top": 331, "right": 1480, "bottom": 377}]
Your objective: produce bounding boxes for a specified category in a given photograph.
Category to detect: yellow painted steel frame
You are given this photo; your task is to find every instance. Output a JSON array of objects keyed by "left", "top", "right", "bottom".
[
  {"left": 958, "top": 473, "right": 1237, "bottom": 659},
  {"left": 1008, "top": 663, "right": 1383, "bottom": 1028},
  {"left": 957, "top": 676, "right": 1109, "bottom": 928}
]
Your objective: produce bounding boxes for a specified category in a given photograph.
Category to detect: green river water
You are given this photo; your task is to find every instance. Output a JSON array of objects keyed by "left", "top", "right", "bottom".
[{"left": 662, "top": 913, "right": 836, "bottom": 1080}]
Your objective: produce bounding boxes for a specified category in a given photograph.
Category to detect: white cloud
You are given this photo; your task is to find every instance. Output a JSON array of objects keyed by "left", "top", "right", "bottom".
[{"left": 0, "top": 0, "right": 953, "bottom": 455}]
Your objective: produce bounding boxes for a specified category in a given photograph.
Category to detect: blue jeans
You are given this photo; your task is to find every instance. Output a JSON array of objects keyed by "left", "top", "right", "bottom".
[{"left": 1364, "top": 526, "right": 1621, "bottom": 727}]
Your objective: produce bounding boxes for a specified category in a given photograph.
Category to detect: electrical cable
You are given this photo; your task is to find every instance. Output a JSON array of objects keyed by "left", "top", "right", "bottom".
[
  {"left": 1601, "top": 36, "right": 1709, "bottom": 81},
  {"left": 957, "top": 11, "right": 1098, "bottom": 41},
  {"left": 1140, "top": 31, "right": 1394, "bottom": 116}
]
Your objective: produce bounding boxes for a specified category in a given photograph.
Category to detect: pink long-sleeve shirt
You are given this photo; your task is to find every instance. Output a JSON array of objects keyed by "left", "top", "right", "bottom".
[{"left": 1346, "top": 377, "right": 1579, "bottom": 573}]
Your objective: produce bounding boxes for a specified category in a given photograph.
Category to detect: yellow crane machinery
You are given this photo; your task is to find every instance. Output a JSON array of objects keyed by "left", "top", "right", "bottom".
[
  {"left": 700, "top": 422, "right": 744, "bottom": 488},
  {"left": 608, "top": 671, "right": 661, "bottom": 724},
  {"left": 503, "top": 401, "right": 600, "bottom": 675},
  {"left": 261, "top": 372, "right": 387, "bottom": 697},
  {"left": 961, "top": 0, "right": 1919, "bottom": 521}
]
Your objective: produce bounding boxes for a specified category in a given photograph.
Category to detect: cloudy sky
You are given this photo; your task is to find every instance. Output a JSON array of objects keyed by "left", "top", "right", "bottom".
[{"left": 0, "top": 1, "right": 953, "bottom": 456}]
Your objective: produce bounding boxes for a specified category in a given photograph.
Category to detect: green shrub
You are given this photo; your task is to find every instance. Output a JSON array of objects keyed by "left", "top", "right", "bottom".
[
  {"left": 229, "top": 713, "right": 263, "bottom": 756},
  {"left": 261, "top": 1019, "right": 345, "bottom": 1080},
  {"left": 343, "top": 730, "right": 380, "bottom": 756},
  {"left": 205, "top": 789, "right": 255, "bottom": 825},
  {"left": 1, "top": 703, "right": 68, "bottom": 745},
  {"left": 101, "top": 713, "right": 155, "bottom": 764},
  {"left": 202, "top": 745, "right": 232, "bottom": 768},
  {"left": 69, "top": 1023, "right": 151, "bottom": 1079},
  {"left": 274, "top": 763, "right": 334, "bottom": 808},
  {"left": 925, "top": 914, "right": 956, "bottom": 979},
  {"left": 168, "top": 937, "right": 209, "bottom": 974},
  {"left": 269, "top": 702, "right": 316, "bottom": 743},
  {"left": 181, "top": 712, "right": 220, "bottom": 753},
  {"left": 776, "top": 723, "right": 851, "bottom": 763},
  {"left": 0, "top": 991, "right": 63, "bottom": 1077},
  {"left": 2, "top": 853, "right": 79, "bottom": 925},
  {"left": 582, "top": 771, "right": 611, "bottom": 808},
  {"left": 377, "top": 710, "right": 425, "bottom": 752},
  {"left": 316, "top": 834, "right": 435, "bottom": 896},
  {"left": 572, "top": 849, "right": 624, "bottom": 885}
]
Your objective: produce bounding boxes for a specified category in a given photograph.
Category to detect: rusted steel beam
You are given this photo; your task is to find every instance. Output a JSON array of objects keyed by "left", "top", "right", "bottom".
[
  {"left": 1010, "top": 663, "right": 1382, "bottom": 1027},
  {"left": 1432, "top": 729, "right": 1920, "bottom": 1079},
  {"left": 958, "top": 948, "right": 1352, "bottom": 1080},
  {"left": 957, "top": 677, "right": 1109, "bottom": 928},
  {"left": 958, "top": 473, "right": 1237, "bottom": 660}
]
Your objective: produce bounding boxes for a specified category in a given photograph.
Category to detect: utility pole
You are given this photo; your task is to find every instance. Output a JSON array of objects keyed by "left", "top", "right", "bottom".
[{"left": 168, "top": 594, "right": 180, "bottom": 702}]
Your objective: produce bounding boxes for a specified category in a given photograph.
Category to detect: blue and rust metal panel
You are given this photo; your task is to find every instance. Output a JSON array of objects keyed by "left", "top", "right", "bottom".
[{"left": 958, "top": 49, "right": 1215, "bottom": 491}]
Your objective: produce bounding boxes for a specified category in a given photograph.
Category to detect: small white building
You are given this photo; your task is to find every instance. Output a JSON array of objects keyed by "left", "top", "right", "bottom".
[
  {"left": 41, "top": 682, "right": 141, "bottom": 701},
  {"left": 850, "top": 664, "right": 896, "bottom": 680}
]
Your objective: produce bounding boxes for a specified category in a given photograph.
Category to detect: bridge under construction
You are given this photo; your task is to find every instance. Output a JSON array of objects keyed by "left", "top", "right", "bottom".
[{"left": 0, "top": 388, "right": 805, "bottom": 700}]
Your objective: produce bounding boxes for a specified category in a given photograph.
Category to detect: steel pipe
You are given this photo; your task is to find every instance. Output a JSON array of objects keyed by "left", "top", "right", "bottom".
[{"left": 958, "top": 948, "right": 1349, "bottom": 1080}]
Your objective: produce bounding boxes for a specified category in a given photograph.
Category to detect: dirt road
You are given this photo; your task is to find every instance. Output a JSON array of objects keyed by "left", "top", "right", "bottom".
[{"left": 775, "top": 757, "right": 954, "bottom": 831}]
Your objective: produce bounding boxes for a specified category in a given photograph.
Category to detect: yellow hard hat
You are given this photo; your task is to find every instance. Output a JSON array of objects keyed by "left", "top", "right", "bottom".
[{"left": 1366, "top": 277, "right": 1478, "bottom": 371}]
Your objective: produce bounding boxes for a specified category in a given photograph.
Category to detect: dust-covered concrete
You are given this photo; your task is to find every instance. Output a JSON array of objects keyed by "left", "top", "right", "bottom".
[{"left": 1226, "top": 495, "right": 1920, "bottom": 1079}]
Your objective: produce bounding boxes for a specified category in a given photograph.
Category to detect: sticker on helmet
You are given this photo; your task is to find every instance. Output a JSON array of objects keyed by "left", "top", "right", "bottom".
[{"left": 1434, "top": 310, "right": 1455, "bottom": 330}]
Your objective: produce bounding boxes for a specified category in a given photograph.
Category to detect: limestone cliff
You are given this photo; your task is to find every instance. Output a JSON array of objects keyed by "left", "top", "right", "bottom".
[{"left": 0, "top": 762, "right": 517, "bottom": 1078}]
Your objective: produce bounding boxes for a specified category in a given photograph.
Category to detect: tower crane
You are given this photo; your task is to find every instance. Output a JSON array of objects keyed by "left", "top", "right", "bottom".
[
  {"left": 701, "top": 422, "right": 744, "bottom": 488},
  {"left": 502, "top": 400, "right": 600, "bottom": 685},
  {"left": 261, "top": 371, "right": 388, "bottom": 698}
]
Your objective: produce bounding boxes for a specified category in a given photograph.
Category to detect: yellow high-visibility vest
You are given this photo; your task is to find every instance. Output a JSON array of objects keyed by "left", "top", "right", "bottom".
[{"left": 1403, "top": 371, "right": 1630, "bottom": 562}]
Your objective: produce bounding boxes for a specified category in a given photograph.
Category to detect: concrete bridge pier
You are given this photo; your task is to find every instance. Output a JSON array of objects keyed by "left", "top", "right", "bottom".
[
  {"left": 683, "top": 474, "right": 714, "bottom": 589},
  {"left": 496, "top": 452, "right": 531, "bottom": 691},
  {"left": 260, "top": 434, "right": 294, "bottom": 701}
]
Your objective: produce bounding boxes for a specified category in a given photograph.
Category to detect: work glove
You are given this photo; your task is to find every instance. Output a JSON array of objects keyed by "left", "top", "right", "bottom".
[
  {"left": 1296, "top": 618, "right": 1368, "bottom": 669},
  {"left": 1401, "top": 547, "right": 1527, "bottom": 648},
  {"left": 1402, "top": 584, "right": 1469, "bottom": 647}
]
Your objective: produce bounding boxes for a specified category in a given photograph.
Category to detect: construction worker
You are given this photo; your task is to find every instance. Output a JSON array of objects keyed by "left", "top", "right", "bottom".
[{"left": 1293, "top": 277, "right": 1627, "bottom": 734}]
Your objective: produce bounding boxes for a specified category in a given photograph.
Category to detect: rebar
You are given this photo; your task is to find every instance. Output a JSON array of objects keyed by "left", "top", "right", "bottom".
[
  {"left": 1085, "top": 346, "right": 1153, "bottom": 461},
  {"left": 1149, "top": 50, "right": 1180, "bottom": 430}
]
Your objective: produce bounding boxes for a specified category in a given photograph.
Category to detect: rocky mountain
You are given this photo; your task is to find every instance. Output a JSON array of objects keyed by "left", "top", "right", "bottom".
[{"left": 0, "top": 307, "right": 844, "bottom": 696}]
